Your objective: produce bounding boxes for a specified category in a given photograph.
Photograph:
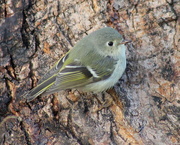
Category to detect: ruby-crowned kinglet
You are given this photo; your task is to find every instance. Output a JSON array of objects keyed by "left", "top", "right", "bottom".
[{"left": 24, "top": 27, "right": 130, "bottom": 102}]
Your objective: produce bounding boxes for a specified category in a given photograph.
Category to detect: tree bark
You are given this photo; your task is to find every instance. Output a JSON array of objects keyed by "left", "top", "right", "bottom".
[{"left": 0, "top": 0, "right": 179, "bottom": 144}]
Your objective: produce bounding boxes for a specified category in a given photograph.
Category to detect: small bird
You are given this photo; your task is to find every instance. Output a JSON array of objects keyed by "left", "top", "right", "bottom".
[{"left": 24, "top": 27, "right": 130, "bottom": 102}]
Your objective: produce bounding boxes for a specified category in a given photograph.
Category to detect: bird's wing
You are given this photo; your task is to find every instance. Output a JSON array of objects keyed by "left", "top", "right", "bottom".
[
  {"left": 25, "top": 53, "right": 116, "bottom": 102},
  {"left": 44, "top": 55, "right": 117, "bottom": 95}
]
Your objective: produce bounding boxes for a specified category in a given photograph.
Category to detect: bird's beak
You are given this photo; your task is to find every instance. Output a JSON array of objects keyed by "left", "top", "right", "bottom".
[{"left": 119, "top": 40, "right": 131, "bottom": 45}]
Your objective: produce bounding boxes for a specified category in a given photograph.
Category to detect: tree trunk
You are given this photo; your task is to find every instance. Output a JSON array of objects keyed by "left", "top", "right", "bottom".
[{"left": 0, "top": 0, "right": 179, "bottom": 144}]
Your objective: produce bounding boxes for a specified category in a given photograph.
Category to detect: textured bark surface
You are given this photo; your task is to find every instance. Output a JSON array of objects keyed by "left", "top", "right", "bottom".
[{"left": 0, "top": 0, "right": 179, "bottom": 144}]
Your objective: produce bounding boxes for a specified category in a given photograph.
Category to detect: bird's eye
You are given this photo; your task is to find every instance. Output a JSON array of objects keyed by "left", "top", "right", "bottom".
[{"left": 107, "top": 41, "right": 114, "bottom": 46}]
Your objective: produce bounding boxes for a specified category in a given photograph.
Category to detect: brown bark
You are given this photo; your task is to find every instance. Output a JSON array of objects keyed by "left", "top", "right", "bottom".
[{"left": 0, "top": 0, "right": 179, "bottom": 144}]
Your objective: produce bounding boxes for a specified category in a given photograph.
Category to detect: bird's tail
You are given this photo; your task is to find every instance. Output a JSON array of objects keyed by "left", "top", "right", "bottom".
[{"left": 24, "top": 75, "right": 56, "bottom": 102}]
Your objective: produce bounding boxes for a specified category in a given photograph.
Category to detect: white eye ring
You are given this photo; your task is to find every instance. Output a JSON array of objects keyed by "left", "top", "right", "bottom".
[{"left": 107, "top": 41, "right": 114, "bottom": 46}]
